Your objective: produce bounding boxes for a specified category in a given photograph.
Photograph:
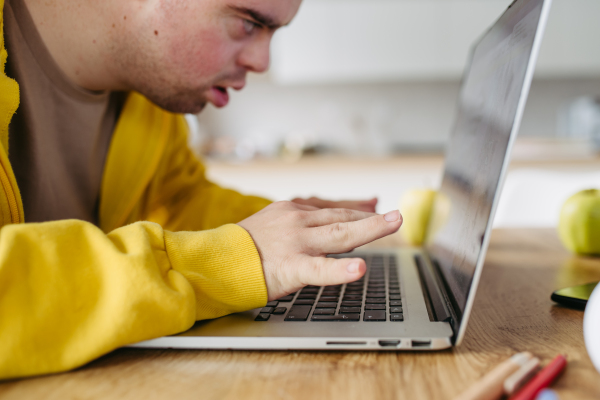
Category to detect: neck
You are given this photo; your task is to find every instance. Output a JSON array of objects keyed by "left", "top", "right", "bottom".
[{"left": 22, "top": 0, "right": 129, "bottom": 91}]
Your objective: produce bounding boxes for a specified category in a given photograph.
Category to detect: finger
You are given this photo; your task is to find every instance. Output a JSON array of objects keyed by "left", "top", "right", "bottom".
[
  {"left": 293, "top": 197, "right": 378, "bottom": 211},
  {"left": 292, "top": 203, "right": 320, "bottom": 211},
  {"left": 302, "top": 208, "right": 378, "bottom": 227},
  {"left": 296, "top": 256, "right": 367, "bottom": 287},
  {"left": 292, "top": 197, "right": 331, "bottom": 209},
  {"left": 334, "top": 200, "right": 377, "bottom": 213},
  {"left": 308, "top": 210, "right": 402, "bottom": 254}
]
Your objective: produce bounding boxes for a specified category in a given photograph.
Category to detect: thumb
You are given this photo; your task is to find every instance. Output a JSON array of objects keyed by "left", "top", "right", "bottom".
[{"left": 296, "top": 256, "right": 366, "bottom": 287}]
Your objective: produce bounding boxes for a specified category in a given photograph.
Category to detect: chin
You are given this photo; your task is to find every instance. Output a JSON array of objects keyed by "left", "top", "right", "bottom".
[{"left": 146, "top": 93, "right": 208, "bottom": 114}]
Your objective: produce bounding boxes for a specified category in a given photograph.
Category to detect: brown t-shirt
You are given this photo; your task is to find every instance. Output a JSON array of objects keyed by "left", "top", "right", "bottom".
[{"left": 3, "top": 0, "right": 125, "bottom": 226}]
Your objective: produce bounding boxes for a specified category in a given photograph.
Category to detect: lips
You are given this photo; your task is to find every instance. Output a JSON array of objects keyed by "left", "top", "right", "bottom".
[{"left": 207, "top": 86, "right": 230, "bottom": 108}]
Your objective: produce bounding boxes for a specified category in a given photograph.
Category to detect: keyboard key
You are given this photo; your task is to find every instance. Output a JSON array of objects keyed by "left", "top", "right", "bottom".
[
  {"left": 339, "top": 307, "right": 361, "bottom": 313},
  {"left": 366, "top": 293, "right": 385, "bottom": 298},
  {"left": 366, "top": 298, "right": 386, "bottom": 304},
  {"left": 343, "top": 296, "right": 363, "bottom": 301},
  {"left": 316, "top": 302, "right": 338, "bottom": 308},
  {"left": 277, "top": 296, "right": 294, "bottom": 302},
  {"left": 389, "top": 295, "right": 402, "bottom": 300},
  {"left": 390, "top": 307, "right": 403, "bottom": 313},
  {"left": 365, "top": 304, "right": 386, "bottom": 310},
  {"left": 311, "top": 314, "right": 360, "bottom": 321},
  {"left": 301, "top": 289, "right": 319, "bottom": 294},
  {"left": 272, "top": 307, "right": 287, "bottom": 315},
  {"left": 390, "top": 301, "right": 402, "bottom": 306},
  {"left": 298, "top": 294, "right": 317, "bottom": 299},
  {"left": 341, "top": 301, "right": 362, "bottom": 307},
  {"left": 345, "top": 289, "right": 364, "bottom": 294},
  {"left": 322, "top": 290, "right": 340, "bottom": 295},
  {"left": 389, "top": 290, "right": 401, "bottom": 294},
  {"left": 364, "top": 310, "right": 386, "bottom": 321},
  {"left": 266, "top": 301, "right": 279, "bottom": 307},
  {"left": 260, "top": 307, "right": 274, "bottom": 313},
  {"left": 255, "top": 313, "right": 271, "bottom": 321},
  {"left": 390, "top": 314, "right": 404, "bottom": 321},
  {"left": 294, "top": 299, "right": 315, "bottom": 306},
  {"left": 284, "top": 305, "right": 312, "bottom": 321},
  {"left": 313, "top": 308, "right": 336, "bottom": 315},
  {"left": 319, "top": 296, "right": 339, "bottom": 301}
]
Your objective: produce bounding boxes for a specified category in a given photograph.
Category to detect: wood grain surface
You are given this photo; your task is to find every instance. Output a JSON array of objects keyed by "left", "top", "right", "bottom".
[{"left": 1, "top": 229, "right": 600, "bottom": 400}]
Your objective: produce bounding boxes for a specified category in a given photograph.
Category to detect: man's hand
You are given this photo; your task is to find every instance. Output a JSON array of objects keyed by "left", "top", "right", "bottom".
[
  {"left": 292, "top": 197, "right": 378, "bottom": 213},
  {"left": 237, "top": 201, "right": 402, "bottom": 301}
]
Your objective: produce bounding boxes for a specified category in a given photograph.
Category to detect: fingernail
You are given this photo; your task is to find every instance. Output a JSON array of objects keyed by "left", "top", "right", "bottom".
[
  {"left": 346, "top": 262, "right": 359, "bottom": 274},
  {"left": 384, "top": 210, "right": 400, "bottom": 222}
]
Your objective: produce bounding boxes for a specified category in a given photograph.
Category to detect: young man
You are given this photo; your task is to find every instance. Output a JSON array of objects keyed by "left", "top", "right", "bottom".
[{"left": 0, "top": 0, "right": 402, "bottom": 379}]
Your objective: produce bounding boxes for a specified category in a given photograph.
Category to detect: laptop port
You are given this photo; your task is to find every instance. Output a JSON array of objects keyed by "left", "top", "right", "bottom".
[
  {"left": 326, "top": 341, "right": 367, "bottom": 346},
  {"left": 411, "top": 340, "right": 432, "bottom": 348},
  {"left": 378, "top": 340, "right": 401, "bottom": 347}
]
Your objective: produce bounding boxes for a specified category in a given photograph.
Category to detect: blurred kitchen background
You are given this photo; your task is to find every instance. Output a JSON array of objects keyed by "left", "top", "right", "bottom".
[{"left": 187, "top": 0, "right": 600, "bottom": 228}]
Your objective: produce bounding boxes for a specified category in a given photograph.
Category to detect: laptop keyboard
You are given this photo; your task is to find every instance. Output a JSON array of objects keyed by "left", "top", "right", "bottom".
[{"left": 254, "top": 254, "right": 403, "bottom": 322}]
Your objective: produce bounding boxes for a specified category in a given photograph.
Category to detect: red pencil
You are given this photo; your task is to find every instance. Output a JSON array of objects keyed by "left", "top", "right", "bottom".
[{"left": 509, "top": 354, "right": 567, "bottom": 400}]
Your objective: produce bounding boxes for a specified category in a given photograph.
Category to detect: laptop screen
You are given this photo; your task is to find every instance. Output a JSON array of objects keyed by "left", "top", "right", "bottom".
[{"left": 425, "top": 0, "right": 548, "bottom": 320}]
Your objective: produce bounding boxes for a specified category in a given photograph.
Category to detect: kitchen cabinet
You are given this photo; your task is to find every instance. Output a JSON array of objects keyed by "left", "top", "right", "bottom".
[{"left": 271, "top": 0, "right": 600, "bottom": 84}]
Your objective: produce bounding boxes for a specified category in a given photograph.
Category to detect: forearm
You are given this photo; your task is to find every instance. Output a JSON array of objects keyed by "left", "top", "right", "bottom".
[{"left": 0, "top": 220, "right": 267, "bottom": 379}]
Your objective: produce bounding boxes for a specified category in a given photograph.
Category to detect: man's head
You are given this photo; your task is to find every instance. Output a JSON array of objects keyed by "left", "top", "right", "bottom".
[{"left": 110, "top": 0, "right": 302, "bottom": 113}]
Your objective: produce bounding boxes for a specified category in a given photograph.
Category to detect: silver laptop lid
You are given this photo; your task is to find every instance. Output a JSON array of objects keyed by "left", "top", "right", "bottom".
[{"left": 424, "top": 0, "right": 552, "bottom": 345}]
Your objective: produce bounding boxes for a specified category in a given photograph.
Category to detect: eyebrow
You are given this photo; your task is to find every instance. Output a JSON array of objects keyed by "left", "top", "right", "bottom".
[{"left": 228, "top": 6, "right": 282, "bottom": 30}]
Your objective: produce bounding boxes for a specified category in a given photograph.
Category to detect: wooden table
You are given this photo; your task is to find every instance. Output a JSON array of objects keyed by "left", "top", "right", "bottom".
[{"left": 2, "top": 229, "right": 600, "bottom": 399}]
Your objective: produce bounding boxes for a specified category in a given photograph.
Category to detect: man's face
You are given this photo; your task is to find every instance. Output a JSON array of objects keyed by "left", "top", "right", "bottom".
[{"left": 118, "top": 0, "right": 302, "bottom": 113}]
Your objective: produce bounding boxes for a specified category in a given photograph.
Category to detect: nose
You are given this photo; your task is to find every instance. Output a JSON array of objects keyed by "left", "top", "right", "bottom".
[{"left": 237, "top": 36, "right": 271, "bottom": 73}]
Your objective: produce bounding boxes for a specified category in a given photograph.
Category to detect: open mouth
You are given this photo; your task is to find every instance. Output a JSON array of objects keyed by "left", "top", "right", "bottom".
[{"left": 209, "top": 86, "right": 230, "bottom": 107}]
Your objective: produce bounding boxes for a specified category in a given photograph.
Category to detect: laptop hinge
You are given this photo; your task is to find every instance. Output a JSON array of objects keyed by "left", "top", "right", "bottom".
[{"left": 414, "top": 255, "right": 452, "bottom": 323}]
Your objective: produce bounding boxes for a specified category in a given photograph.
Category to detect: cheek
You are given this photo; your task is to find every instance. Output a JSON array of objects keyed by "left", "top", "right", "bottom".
[{"left": 165, "top": 26, "right": 236, "bottom": 83}]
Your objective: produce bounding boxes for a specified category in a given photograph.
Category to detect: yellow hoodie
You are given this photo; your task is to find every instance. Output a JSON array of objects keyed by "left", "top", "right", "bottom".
[{"left": 0, "top": 0, "right": 271, "bottom": 380}]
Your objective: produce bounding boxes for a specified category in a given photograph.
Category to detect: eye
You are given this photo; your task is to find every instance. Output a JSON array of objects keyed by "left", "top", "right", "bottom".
[{"left": 242, "top": 19, "right": 259, "bottom": 35}]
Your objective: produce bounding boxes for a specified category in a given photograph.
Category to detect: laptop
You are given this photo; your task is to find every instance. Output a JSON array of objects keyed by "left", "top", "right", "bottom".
[{"left": 134, "top": 0, "right": 552, "bottom": 351}]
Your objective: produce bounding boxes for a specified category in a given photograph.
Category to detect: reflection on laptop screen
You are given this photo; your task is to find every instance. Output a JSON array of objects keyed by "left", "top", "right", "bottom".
[{"left": 425, "top": 0, "right": 545, "bottom": 316}]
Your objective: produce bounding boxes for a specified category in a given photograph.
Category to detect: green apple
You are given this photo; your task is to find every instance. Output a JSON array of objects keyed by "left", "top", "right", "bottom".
[
  {"left": 558, "top": 189, "right": 600, "bottom": 256},
  {"left": 399, "top": 189, "right": 437, "bottom": 246}
]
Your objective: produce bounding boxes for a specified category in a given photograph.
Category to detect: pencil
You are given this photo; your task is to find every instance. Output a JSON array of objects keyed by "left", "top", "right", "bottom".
[
  {"left": 455, "top": 352, "right": 533, "bottom": 400},
  {"left": 504, "top": 357, "right": 541, "bottom": 395},
  {"left": 509, "top": 354, "right": 567, "bottom": 400}
]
